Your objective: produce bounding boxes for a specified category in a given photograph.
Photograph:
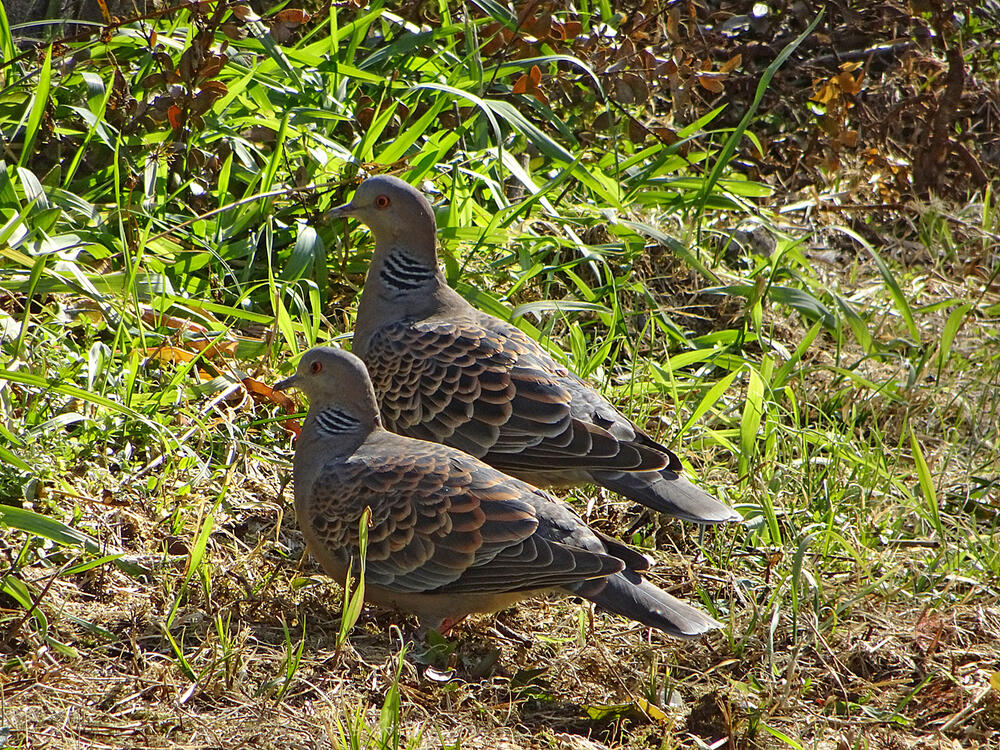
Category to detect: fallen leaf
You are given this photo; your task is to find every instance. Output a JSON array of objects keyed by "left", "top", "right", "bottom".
[{"left": 145, "top": 345, "right": 197, "bottom": 364}]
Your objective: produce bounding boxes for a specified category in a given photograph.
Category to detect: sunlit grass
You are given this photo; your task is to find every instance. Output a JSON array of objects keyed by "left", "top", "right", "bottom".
[{"left": 1, "top": 2, "right": 999, "bottom": 749}]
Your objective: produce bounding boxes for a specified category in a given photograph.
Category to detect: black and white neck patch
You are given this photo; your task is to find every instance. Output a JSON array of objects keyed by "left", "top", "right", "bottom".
[
  {"left": 379, "top": 249, "right": 436, "bottom": 292},
  {"left": 313, "top": 408, "right": 362, "bottom": 436}
]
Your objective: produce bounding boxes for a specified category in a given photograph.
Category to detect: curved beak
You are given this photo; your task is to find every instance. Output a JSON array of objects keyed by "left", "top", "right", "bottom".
[
  {"left": 273, "top": 374, "right": 299, "bottom": 392},
  {"left": 326, "top": 201, "right": 356, "bottom": 220}
]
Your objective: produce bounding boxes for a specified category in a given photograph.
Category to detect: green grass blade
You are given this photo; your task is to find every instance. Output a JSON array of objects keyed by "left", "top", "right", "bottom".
[
  {"left": 336, "top": 507, "right": 370, "bottom": 651},
  {"left": 740, "top": 366, "right": 765, "bottom": 483},
  {"left": 19, "top": 46, "right": 52, "bottom": 167},
  {"left": 678, "top": 370, "right": 740, "bottom": 439},
  {"left": 909, "top": 427, "right": 943, "bottom": 537},
  {"left": 0, "top": 505, "right": 148, "bottom": 577},
  {"left": 936, "top": 301, "right": 972, "bottom": 377}
]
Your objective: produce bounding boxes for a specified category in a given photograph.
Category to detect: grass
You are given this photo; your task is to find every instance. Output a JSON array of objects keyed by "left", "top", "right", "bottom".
[{"left": 2, "top": 2, "right": 1000, "bottom": 748}]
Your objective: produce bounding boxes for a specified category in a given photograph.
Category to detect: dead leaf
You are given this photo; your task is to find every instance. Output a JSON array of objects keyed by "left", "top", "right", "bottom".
[
  {"left": 167, "top": 104, "right": 183, "bottom": 130},
  {"left": 721, "top": 53, "right": 742, "bottom": 73},
  {"left": 698, "top": 74, "right": 724, "bottom": 94},
  {"left": 141, "top": 308, "right": 209, "bottom": 336},
  {"left": 187, "top": 339, "right": 238, "bottom": 359},
  {"left": 277, "top": 9, "right": 310, "bottom": 23},
  {"left": 231, "top": 4, "right": 258, "bottom": 21},
  {"left": 243, "top": 377, "right": 295, "bottom": 413},
  {"left": 145, "top": 345, "right": 197, "bottom": 364}
]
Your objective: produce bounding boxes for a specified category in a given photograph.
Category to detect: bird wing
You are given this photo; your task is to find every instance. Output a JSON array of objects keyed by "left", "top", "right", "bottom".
[
  {"left": 363, "top": 318, "right": 669, "bottom": 474},
  {"left": 304, "top": 437, "right": 622, "bottom": 595}
]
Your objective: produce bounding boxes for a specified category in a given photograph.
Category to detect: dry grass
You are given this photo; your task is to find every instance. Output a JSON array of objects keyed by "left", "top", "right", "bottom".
[
  {"left": 4, "top": 201, "right": 999, "bottom": 750},
  {"left": 3, "top": 4, "right": 1000, "bottom": 745}
]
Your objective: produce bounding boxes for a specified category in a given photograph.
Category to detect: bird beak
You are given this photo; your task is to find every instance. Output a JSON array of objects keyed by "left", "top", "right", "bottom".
[
  {"left": 273, "top": 374, "right": 299, "bottom": 392},
  {"left": 326, "top": 201, "right": 356, "bottom": 220}
]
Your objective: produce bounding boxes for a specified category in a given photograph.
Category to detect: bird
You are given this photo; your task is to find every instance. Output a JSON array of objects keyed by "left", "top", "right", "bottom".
[
  {"left": 274, "top": 346, "right": 723, "bottom": 638},
  {"left": 325, "top": 175, "right": 740, "bottom": 525}
]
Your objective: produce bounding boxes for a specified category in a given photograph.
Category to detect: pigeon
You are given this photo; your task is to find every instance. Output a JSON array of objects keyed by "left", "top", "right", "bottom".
[
  {"left": 274, "top": 346, "right": 722, "bottom": 638},
  {"left": 326, "top": 175, "right": 740, "bottom": 525}
]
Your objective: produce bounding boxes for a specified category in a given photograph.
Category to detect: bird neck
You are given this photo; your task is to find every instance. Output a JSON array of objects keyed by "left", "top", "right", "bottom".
[
  {"left": 373, "top": 245, "right": 441, "bottom": 294},
  {"left": 298, "top": 406, "right": 375, "bottom": 461},
  {"left": 353, "top": 242, "right": 448, "bottom": 356}
]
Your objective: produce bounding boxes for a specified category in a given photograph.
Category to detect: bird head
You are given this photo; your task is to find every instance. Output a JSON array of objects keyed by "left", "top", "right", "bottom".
[
  {"left": 274, "top": 346, "right": 380, "bottom": 430},
  {"left": 327, "top": 175, "right": 437, "bottom": 256}
]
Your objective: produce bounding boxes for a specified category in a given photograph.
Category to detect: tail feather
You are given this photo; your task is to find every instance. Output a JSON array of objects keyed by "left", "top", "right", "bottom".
[
  {"left": 592, "top": 469, "right": 742, "bottom": 525},
  {"left": 568, "top": 570, "right": 721, "bottom": 639}
]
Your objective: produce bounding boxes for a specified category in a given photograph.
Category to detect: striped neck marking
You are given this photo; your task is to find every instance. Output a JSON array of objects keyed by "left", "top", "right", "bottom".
[
  {"left": 379, "top": 249, "right": 436, "bottom": 292},
  {"left": 314, "top": 408, "right": 362, "bottom": 435}
]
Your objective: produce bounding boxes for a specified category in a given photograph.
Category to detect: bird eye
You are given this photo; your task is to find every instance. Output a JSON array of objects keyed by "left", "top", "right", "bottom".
[
  {"left": 310, "top": 360, "right": 323, "bottom": 374},
  {"left": 374, "top": 194, "right": 390, "bottom": 209}
]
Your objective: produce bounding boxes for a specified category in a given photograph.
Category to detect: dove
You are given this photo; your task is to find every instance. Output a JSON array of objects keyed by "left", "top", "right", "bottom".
[
  {"left": 326, "top": 175, "right": 740, "bottom": 525},
  {"left": 274, "top": 346, "right": 722, "bottom": 638}
]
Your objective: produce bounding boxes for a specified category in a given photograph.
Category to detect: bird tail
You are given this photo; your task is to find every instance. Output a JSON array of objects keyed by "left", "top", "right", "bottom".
[
  {"left": 591, "top": 469, "right": 741, "bottom": 525},
  {"left": 568, "top": 570, "right": 722, "bottom": 639}
]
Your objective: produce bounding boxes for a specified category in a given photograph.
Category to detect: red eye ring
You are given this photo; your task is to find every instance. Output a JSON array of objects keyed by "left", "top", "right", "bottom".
[
  {"left": 310, "top": 360, "right": 323, "bottom": 374},
  {"left": 374, "top": 194, "right": 390, "bottom": 209}
]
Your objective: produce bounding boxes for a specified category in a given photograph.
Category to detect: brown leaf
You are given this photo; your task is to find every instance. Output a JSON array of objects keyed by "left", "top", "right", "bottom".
[
  {"left": 167, "top": 104, "right": 184, "bottom": 130},
  {"left": 101, "top": 488, "right": 129, "bottom": 507},
  {"left": 622, "top": 72, "right": 648, "bottom": 103},
  {"left": 243, "top": 377, "right": 295, "bottom": 411},
  {"left": 221, "top": 23, "right": 246, "bottom": 40},
  {"left": 231, "top": 4, "right": 258, "bottom": 21},
  {"left": 189, "top": 92, "right": 214, "bottom": 116},
  {"left": 526, "top": 14, "right": 551, "bottom": 38},
  {"left": 95, "top": 0, "right": 112, "bottom": 23},
  {"left": 243, "top": 377, "right": 302, "bottom": 437},
  {"left": 178, "top": 47, "right": 197, "bottom": 83},
  {"left": 697, "top": 74, "right": 724, "bottom": 94},
  {"left": 201, "top": 80, "right": 228, "bottom": 100},
  {"left": 811, "top": 81, "right": 836, "bottom": 105},
  {"left": 666, "top": 7, "right": 680, "bottom": 40},
  {"left": 612, "top": 78, "right": 636, "bottom": 104},
  {"left": 721, "top": 54, "right": 742, "bottom": 73},
  {"left": 652, "top": 126, "right": 678, "bottom": 145},
  {"left": 628, "top": 118, "right": 650, "bottom": 143},
  {"left": 617, "top": 37, "right": 634, "bottom": 61},
  {"left": 145, "top": 345, "right": 197, "bottom": 364},
  {"left": 277, "top": 8, "right": 310, "bottom": 23},
  {"left": 837, "top": 71, "right": 864, "bottom": 95},
  {"left": 198, "top": 54, "right": 228, "bottom": 80},
  {"left": 188, "top": 339, "right": 238, "bottom": 359},
  {"left": 562, "top": 21, "right": 581, "bottom": 39},
  {"left": 592, "top": 111, "right": 614, "bottom": 130},
  {"left": 243, "top": 125, "right": 277, "bottom": 142}
]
